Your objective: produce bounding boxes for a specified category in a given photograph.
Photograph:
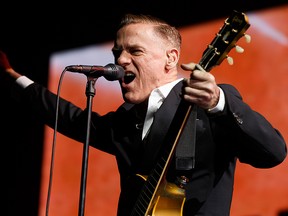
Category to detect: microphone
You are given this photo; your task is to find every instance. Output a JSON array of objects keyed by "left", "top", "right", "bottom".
[{"left": 65, "top": 63, "right": 125, "bottom": 81}]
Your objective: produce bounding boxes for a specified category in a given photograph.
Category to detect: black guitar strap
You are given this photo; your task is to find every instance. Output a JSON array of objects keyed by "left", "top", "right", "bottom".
[{"left": 175, "top": 104, "right": 197, "bottom": 171}]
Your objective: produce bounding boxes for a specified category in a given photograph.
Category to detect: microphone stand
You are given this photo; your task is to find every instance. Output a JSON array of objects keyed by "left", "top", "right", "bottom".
[{"left": 78, "top": 76, "right": 98, "bottom": 216}]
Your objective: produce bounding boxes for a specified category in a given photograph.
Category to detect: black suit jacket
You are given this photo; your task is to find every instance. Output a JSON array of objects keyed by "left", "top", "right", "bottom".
[{"left": 16, "top": 80, "right": 287, "bottom": 215}]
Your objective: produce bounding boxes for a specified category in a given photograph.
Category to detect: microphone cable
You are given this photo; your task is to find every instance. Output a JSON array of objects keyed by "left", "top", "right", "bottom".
[{"left": 45, "top": 68, "right": 67, "bottom": 216}]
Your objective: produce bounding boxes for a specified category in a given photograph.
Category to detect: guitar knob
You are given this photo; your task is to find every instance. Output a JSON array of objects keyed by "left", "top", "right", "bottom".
[
  {"left": 244, "top": 34, "right": 251, "bottom": 43},
  {"left": 235, "top": 45, "right": 244, "bottom": 53},
  {"left": 226, "top": 56, "right": 234, "bottom": 65},
  {"left": 176, "top": 176, "right": 190, "bottom": 188}
]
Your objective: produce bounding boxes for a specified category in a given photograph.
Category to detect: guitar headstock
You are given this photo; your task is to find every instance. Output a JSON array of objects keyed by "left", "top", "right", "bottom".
[{"left": 199, "top": 10, "right": 251, "bottom": 72}]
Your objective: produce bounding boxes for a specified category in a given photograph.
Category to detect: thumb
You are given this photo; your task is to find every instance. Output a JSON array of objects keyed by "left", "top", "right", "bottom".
[{"left": 180, "top": 62, "right": 197, "bottom": 71}]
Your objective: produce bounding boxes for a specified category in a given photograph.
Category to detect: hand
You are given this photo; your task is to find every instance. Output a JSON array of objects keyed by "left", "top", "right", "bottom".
[
  {"left": 0, "top": 50, "right": 21, "bottom": 79},
  {"left": 180, "top": 62, "right": 220, "bottom": 110},
  {"left": 0, "top": 50, "right": 12, "bottom": 71}
]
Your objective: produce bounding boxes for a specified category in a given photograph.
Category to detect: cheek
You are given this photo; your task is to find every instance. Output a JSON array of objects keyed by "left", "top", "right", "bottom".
[
  {"left": 137, "top": 56, "right": 165, "bottom": 84},
  {"left": 139, "top": 72, "right": 157, "bottom": 87}
]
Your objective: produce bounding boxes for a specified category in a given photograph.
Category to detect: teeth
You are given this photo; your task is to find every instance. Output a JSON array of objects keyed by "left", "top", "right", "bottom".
[{"left": 125, "top": 73, "right": 135, "bottom": 77}]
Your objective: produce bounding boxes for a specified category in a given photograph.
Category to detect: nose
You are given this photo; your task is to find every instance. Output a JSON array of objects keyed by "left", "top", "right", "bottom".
[{"left": 117, "top": 50, "right": 131, "bottom": 66}]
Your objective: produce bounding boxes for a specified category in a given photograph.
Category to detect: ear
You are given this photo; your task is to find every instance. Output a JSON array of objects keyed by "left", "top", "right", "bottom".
[{"left": 165, "top": 48, "right": 179, "bottom": 70}]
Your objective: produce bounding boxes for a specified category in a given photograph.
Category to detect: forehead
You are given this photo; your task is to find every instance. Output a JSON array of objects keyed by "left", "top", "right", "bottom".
[{"left": 116, "top": 23, "right": 160, "bottom": 44}]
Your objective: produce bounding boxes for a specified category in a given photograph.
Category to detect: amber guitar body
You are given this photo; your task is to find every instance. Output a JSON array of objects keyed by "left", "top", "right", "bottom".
[{"left": 136, "top": 174, "right": 185, "bottom": 216}]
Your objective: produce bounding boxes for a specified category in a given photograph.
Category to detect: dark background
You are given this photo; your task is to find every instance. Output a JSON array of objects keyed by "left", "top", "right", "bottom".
[{"left": 1, "top": 1, "right": 287, "bottom": 215}]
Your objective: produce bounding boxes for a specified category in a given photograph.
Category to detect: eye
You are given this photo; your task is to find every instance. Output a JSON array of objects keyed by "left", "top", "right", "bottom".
[{"left": 130, "top": 48, "right": 142, "bottom": 56}]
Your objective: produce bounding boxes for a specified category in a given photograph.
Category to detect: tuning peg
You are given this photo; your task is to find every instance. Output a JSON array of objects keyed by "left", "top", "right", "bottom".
[
  {"left": 235, "top": 45, "right": 244, "bottom": 53},
  {"left": 227, "top": 56, "right": 234, "bottom": 65},
  {"left": 244, "top": 34, "right": 251, "bottom": 43}
]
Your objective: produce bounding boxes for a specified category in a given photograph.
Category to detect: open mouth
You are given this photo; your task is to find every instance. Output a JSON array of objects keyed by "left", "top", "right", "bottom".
[{"left": 124, "top": 72, "right": 136, "bottom": 84}]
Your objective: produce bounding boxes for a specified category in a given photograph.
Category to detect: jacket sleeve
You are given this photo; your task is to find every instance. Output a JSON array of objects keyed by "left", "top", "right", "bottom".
[
  {"left": 19, "top": 82, "right": 90, "bottom": 139},
  {"left": 218, "top": 84, "right": 287, "bottom": 168}
]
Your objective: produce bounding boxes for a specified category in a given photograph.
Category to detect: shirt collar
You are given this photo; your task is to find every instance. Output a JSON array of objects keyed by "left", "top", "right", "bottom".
[{"left": 155, "top": 78, "right": 183, "bottom": 99}]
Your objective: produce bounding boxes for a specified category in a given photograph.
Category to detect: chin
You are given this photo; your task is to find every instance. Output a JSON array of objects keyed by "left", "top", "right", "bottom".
[
  {"left": 123, "top": 93, "right": 134, "bottom": 104},
  {"left": 123, "top": 95, "right": 143, "bottom": 104}
]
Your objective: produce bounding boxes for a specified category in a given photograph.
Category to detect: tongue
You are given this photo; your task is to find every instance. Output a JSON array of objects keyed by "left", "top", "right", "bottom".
[{"left": 124, "top": 74, "right": 136, "bottom": 84}]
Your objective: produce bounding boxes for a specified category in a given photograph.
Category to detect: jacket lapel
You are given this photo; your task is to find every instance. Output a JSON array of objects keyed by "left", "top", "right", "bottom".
[{"left": 139, "top": 81, "right": 184, "bottom": 172}]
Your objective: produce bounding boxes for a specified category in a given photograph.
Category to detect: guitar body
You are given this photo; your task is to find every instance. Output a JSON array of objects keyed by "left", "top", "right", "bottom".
[
  {"left": 152, "top": 195, "right": 185, "bottom": 216},
  {"left": 136, "top": 174, "right": 186, "bottom": 216}
]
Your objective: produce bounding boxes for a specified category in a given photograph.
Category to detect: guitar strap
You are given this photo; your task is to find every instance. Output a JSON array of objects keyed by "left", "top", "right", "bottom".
[
  {"left": 175, "top": 64, "right": 202, "bottom": 171},
  {"left": 175, "top": 104, "right": 197, "bottom": 171}
]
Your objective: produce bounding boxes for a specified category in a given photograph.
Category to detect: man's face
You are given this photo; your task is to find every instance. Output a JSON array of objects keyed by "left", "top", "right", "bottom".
[{"left": 112, "top": 23, "right": 172, "bottom": 104}]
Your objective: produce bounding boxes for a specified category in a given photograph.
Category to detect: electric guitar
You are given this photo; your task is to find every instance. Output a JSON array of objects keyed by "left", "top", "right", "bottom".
[{"left": 130, "top": 10, "right": 251, "bottom": 216}]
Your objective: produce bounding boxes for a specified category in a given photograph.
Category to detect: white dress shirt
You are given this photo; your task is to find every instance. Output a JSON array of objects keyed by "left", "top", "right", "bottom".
[{"left": 141, "top": 78, "right": 225, "bottom": 139}]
